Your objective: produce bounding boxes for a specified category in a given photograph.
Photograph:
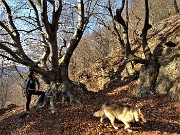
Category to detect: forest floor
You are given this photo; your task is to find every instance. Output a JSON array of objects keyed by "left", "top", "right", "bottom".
[{"left": 0, "top": 81, "right": 179, "bottom": 135}]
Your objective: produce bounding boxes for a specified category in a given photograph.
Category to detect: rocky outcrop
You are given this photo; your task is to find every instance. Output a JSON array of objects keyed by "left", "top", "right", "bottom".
[
  {"left": 155, "top": 45, "right": 180, "bottom": 100},
  {"left": 133, "top": 14, "right": 180, "bottom": 100}
]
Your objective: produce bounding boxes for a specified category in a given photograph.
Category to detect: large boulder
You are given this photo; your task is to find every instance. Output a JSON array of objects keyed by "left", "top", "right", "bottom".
[{"left": 155, "top": 45, "right": 180, "bottom": 100}]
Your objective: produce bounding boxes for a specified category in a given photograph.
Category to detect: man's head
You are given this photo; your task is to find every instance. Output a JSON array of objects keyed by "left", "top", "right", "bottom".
[{"left": 29, "top": 71, "right": 36, "bottom": 77}]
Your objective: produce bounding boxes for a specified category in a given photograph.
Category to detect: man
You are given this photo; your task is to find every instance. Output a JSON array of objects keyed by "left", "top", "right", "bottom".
[{"left": 24, "top": 70, "right": 45, "bottom": 113}]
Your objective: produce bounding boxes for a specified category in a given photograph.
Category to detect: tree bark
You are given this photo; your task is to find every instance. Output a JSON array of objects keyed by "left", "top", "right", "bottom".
[
  {"left": 60, "top": 0, "right": 85, "bottom": 83},
  {"left": 173, "top": 0, "right": 179, "bottom": 13},
  {"left": 133, "top": 0, "right": 160, "bottom": 97}
]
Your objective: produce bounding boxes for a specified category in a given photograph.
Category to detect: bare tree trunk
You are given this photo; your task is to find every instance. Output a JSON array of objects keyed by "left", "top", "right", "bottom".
[
  {"left": 173, "top": 0, "right": 179, "bottom": 13},
  {"left": 60, "top": 0, "right": 85, "bottom": 83},
  {"left": 141, "top": 0, "right": 152, "bottom": 61},
  {"left": 113, "top": 0, "right": 141, "bottom": 61},
  {"left": 133, "top": 0, "right": 159, "bottom": 97},
  {"left": 114, "top": 0, "right": 134, "bottom": 58},
  {"left": 60, "top": 30, "right": 83, "bottom": 83},
  {"left": 57, "top": 0, "right": 85, "bottom": 107}
]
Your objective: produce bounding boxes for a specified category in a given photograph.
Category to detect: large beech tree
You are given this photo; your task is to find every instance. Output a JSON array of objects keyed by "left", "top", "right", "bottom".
[{"left": 0, "top": 0, "right": 97, "bottom": 104}]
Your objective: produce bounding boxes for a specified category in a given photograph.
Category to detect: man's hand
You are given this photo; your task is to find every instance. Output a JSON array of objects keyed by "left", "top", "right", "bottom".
[
  {"left": 34, "top": 89, "right": 39, "bottom": 92},
  {"left": 23, "top": 91, "right": 28, "bottom": 97}
]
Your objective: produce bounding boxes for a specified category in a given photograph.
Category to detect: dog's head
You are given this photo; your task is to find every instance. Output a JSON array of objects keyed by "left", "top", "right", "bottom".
[{"left": 93, "top": 109, "right": 104, "bottom": 117}]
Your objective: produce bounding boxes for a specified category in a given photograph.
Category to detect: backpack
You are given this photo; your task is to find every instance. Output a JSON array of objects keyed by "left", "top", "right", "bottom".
[{"left": 22, "top": 78, "right": 31, "bottom": 93}]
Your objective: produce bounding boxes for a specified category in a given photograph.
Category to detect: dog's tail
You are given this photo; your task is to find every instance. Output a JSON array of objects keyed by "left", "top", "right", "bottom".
[
  {"left": 101, "top": 103, "right": 107, "bottom": 109},
  {"left": 93, "top": 109, "right": 104, "bottom": 117},
  {"left": 93, "top": 103, "right": 107, "bottom": 117}
]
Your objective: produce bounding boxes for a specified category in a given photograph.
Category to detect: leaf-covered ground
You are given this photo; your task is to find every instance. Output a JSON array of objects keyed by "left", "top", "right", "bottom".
[{"left": 0, "top": 81, "right": 179, "bottom": 135}]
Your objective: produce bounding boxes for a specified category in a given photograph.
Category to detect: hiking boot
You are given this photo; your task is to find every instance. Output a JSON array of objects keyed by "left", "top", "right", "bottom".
[
  {"left": 51, "top": 109, "right": 56, "bottom": 113},
  {"left": 25, "top": 110, "right": 31, "bottom": 114},
  {"left": 38, "top": 102, "right": 45, "bottom": 108}
]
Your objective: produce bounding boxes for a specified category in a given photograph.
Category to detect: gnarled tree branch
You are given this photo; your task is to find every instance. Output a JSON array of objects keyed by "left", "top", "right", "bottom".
[{"left": 141, "top": 0, "right": 152, "bottom": 61}]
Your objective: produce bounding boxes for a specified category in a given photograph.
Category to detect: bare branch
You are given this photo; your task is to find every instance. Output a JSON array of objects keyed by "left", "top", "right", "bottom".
[
  {"left": 0, "top": 21, "right": 15, "bottom": 39},
  {"left": 83, "top": 0, "right": 99, "bottom": 31},
  {"left": 28, "top": 0, "right": 47, "bottom": 44},
  {"left": 141, "top": 0, "right": 152, "bottom": 60},
  {"left": 41, "top": 0, "right": 52, "bottom": 36},
  {"left": 119, "top": 0, "right": 125, "bottom": 13},
  {"left": 15, "top": 16, "right": 37, "bottom": 27},
  {"left": 114, "top": 0, "right": 127, "bottom": 30},
  {"left": 52, "top": 0, "right": 62, "bottom": 31},
  {"left": 107, "top": 0, "right": 124, "bottom": 47},
  {"left": 14, "top": 65, "right": 25, "bottom": 80},
  {"left": 64, "top": 1, "right": 77, "bottom": 9},
  {"left": 40, "top": 46, "right": 50, "bottom": 70},
  {"left": 77, "top": 0, "right": 84, "bottom": 29},
  {"left": 173, "top": 0, "right": 179, "bottom": 13},
  {"left": 0, "top": 26, "right": 44, "bottom": 35},
  {"left": 0, "top": 41, "right": 16, "bottom": 47},
  {"left": 0, "top": 42, "right": 21, "bottom": 61},
  {"left": 0, "top": 54, "right": 17, "bottom": 62},
  {"left": 59, "top": 36, "right": 66, "bottom": 59},
  {"left": 0, "top": 0, "right": 20, "bottom": 38}
]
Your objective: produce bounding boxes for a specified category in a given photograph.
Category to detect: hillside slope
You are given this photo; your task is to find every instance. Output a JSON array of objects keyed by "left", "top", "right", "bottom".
[
  {"left": 0, "top": 14, "right": 180, "bottom": 135},
  {"left": 0, "top": 82, "right": 179, "bottom": 135}
]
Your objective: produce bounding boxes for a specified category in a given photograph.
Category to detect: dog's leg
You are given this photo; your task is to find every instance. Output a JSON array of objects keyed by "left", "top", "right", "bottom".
[
  {"left": 106, "top": 113, "right": 118, "bottom": 130},
  {"left": 134, "top": 112, "right": 140, "bottom": 122},
  {"left": 49, "top": 96, "right": 56, "bottom": 113},
  {"left": 140, "top": 113, "right": 146, "bottom": 123},
  {"left": 138, "top": 109, "right": 147, "bottom": 124},
  {"left": 122, "top": 120, "right": 132, "bottom": 132},
  {"left": 100, "top": 114, "right": 106, "bottom": 123}
]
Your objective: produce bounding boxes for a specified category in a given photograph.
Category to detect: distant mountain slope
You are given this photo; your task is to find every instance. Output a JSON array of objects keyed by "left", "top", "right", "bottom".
[{"left": 0, "top": 65, "right": 28, "bottom": 75}]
